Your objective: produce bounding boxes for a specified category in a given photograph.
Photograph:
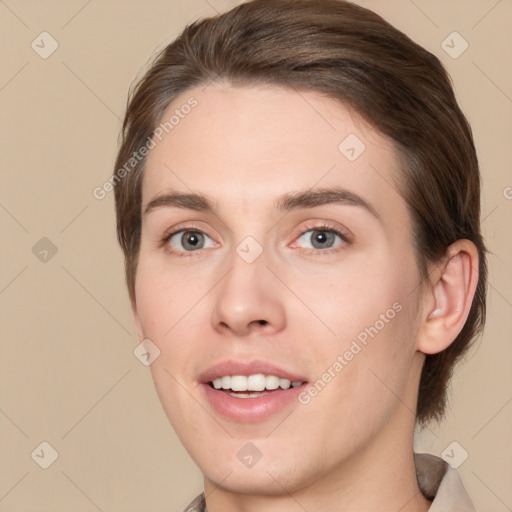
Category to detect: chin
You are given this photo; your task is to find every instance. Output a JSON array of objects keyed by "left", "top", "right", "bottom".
[{"left": 204, "top": 463, "right": 305, "bottom": 496}]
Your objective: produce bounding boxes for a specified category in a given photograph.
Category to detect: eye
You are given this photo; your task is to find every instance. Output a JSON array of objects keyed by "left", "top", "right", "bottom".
[
  {"left": 293, "top": 224, "right": 349, "bottom": 253},
  {"left": 165, "top": 229, "right": 215, "bottom": 253}
]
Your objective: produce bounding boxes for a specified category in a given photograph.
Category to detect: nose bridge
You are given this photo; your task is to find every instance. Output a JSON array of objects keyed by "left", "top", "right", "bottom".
[{"left": 211, "top": 237, "right": 286, "bottom": 336}]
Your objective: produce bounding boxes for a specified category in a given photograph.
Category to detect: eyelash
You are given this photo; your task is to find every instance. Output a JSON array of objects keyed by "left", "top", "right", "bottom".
[{"left": 160, "top": 222, "right": 350, "bottom": 259}]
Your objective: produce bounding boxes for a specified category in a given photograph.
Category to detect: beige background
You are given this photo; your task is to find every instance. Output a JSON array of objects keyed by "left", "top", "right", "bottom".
[{"left": 1, "top": 0, "right": 511, "bottom": 510}]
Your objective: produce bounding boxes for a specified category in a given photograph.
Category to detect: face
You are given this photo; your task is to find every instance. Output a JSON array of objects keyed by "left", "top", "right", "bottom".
[{"left": 133, "top": 83, "right": 427, "bottom": 496}]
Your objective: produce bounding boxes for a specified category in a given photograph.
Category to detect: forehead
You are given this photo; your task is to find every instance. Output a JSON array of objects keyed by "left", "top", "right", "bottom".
[{"left": 141, "top": 83, "right": 407, "bottom": 226}]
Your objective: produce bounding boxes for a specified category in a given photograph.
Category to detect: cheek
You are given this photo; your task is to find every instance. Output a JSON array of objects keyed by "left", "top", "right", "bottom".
[
  {"left": 303, "top": 257, "right": 421, "bottom": 408},
  {"left": 133, "top": 253, "right": 206, "bottom": 339},
  {"left": 331, "top": 291, "right": 420, "bottom": 415},
  {"left": 134, "top": 257, "right": 211, "bottom": 393},
  {"left": 304, "top": 264, "right": 408, "bottom": 343},
  {"left": 296, "top": 307, "right": 420, "bottom": 463}
]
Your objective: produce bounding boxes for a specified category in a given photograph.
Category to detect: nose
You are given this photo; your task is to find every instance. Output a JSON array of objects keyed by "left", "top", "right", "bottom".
[{"left": 210, "top": 244, "right": 286, "bottom": 338}]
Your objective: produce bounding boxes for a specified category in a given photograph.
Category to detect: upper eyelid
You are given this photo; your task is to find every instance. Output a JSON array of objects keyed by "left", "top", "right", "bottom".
[
  {"left": 162, "top": 220, "right": 212, "bottom": 238},
  {"left": 164, "top": 222, "right": 346, "bottom": 237}
]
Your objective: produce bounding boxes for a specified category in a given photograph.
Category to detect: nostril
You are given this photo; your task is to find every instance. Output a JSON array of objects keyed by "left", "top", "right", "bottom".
[{"left": 257, "top": 320, "right": 268, "bottom": 326}]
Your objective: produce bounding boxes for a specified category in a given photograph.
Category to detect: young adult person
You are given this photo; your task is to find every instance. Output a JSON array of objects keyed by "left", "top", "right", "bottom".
[{"left": 113, "top": 1, "right": 487, "bottom": 510}]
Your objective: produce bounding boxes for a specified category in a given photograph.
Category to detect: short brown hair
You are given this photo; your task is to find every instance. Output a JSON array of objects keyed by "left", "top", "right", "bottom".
[{"left": 113, "top": 0, "right": 487, "bottom": 426}]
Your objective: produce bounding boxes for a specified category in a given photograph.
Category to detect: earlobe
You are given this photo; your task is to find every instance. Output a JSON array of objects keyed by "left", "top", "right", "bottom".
[{"left": 417, "top": 240, "right": 479, "bottom": 355}]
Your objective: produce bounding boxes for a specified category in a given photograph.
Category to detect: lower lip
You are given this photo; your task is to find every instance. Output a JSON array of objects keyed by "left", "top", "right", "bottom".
[{"left": 201, "top": 383, "right": 305, "bottom": 422}]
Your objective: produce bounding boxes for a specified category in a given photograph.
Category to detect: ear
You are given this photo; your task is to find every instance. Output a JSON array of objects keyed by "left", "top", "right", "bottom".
[
  {"left": 417, "top": 240, "right": 479, "bottom": 355},
  {"left": 131, "top": 296, "right": 145, "bottom": 342}
]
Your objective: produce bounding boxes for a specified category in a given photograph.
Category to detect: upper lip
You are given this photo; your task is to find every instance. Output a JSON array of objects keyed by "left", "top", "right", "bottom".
[{"left": 198, "top": 359, "right": 308, "bottom": 384}]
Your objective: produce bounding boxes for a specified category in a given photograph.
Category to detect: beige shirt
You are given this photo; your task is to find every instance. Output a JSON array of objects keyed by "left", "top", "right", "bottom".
[{"left": 182, "top": 452, "right": 476, "bottom": 512}]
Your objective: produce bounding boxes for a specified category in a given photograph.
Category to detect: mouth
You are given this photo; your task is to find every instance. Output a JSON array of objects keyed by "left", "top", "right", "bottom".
[
  {"left": 207, "top": 374, "right": 305, "bottom": 398},
  {"left": 198, "top": 360, "right": 308, "bottom": 422}
]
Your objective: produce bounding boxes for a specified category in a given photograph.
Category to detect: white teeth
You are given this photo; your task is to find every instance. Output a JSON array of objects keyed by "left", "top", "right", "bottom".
[
  {"left": 227, "top": 391, "right": 268, "bottom": 399},
  {"left": 231, "top": 375, "right": 247, "bottom": 391},
  {"left": 265, "top": 375, "right": 280, "bottom": 390},
  {"left": 247, "top": 374, "right": 266, "bottom": 391},
  {"left": 279, "top": 378, "right": 291, "bottom": 389},
  {"left": 210, "top": 374, "right": 303, "bottom": 392}
]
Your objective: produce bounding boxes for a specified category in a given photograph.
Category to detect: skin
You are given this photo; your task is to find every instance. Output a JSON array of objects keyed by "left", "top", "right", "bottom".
[{"left": 131, "top": 82, "right": 479, "bottom": 512}]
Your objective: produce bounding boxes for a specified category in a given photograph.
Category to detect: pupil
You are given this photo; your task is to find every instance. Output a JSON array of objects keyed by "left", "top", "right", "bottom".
[
  {"left": 312, "top": 230, "right": 333, "bottom": 249},
  {"left": 183, "top": 231, "right": 202, "bottom": 250}
]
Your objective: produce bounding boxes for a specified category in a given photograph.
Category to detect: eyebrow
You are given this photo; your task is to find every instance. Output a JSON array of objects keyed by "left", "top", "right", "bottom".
[{"left": 142, "top": 186, "right": 381, "bottom": 220}]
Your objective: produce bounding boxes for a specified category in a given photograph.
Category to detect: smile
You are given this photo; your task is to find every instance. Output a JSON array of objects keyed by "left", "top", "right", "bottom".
[
  {"left": 199, "top": 361, "right": 308, "bottom": 422},
  {"left": 210, "top": 374, "right": 304, "bottom": 394}
]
